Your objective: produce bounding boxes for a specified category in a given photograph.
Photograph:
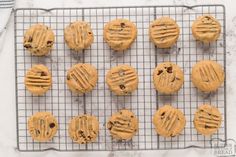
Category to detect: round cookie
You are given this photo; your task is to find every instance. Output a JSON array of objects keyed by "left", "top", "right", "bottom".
[
  {"left": 104, "top": 19, "right": 137, "bottom": 51},
  {"left": 106, "top": 65, "right": 139, "bottom": 95},
  {"left": 153, "top": 62, "right": 184, "bottom": 94},
  {"left": 153, "top": 105, "right": 186, "bottom": 137},
  {"left": 194, "top": 104, "right": 222, "bottom": 136},
  {"left": 66, "top": 63, "right": 98, "bottom": 94},
  {"left": 68, "top": 115, "right": 99, "bottom": 144},
  {"left": 107, "top": 109, "right": 138, "bottom": 140},
  {"left": 192, "top": 15, "right": 221, "bottom": 43},
  {"left": 149, "top": 17, "right": 180, "bottom": 48},
  {"left": 191, "top": 60, "right": 224, "bottom": 92},
  {"left": 24, "top": 64, "right": 52, "bottom": 95},
  {"left": 64, "top": 21, "right": 94, "bottom": 51},
  {"left": 23, "top": 24, "right": 55, "bottom": 56},
  {"left": 28, "top": 112, "right": 58, "bottom": 142}
]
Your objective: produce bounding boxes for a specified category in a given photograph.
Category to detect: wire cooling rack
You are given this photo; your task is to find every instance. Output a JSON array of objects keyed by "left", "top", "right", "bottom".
[{"left": 15, "top": 5, "right": 226, "bottom": 151}]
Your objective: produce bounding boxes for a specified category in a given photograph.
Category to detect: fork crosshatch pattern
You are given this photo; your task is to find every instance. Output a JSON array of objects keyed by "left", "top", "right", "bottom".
[{"left": 15, "top": 5, "right": 226, "bottom": 151}]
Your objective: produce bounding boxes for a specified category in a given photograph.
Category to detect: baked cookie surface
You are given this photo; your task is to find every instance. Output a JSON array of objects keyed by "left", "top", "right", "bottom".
[
  {"left": 106, "top": 65, "right": 139, "bottom": 95},
  {"left": 23, "top": 24, "right": 55, "bottom": 56},
  {"left": 149, "top": 17, "right": 180, "bottom": 48},
  {"left": 153, "top": 105, "right": 186, "bottom": 137},
  {"left": 153, "top": 62, "right": 184, "bottom": 94},
  {"left": 64, "top": 21, "right": 94, "bottom": 51},
  {"left": 192, "top": 15, "right": 221, "bottom": 43},
  {"left": 24, "top": 64, "right": 52, "bottom": 95},
  {"left": 107, "top": 109, "right": 138, "bottom": 140},
  {"left": 104, "top": 19, "right": 137, "bottom": 51},
  {"left": 28, "top": 112, "right": 58, "bottom": 142},
  {"left": 191, "top": 60, "right": 224, "bottom": 92},
  {"left": 194, "top": 104, "right": 222, "bottom": 136},
  {"left": 68, "top": 115, "right": 99, "bottom": 144},
  {"left": 66, "top": 63, "right": 98, "bottom": 94}
]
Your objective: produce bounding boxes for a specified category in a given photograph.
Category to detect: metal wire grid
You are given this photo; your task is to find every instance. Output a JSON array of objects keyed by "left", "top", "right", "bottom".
[{"left": 14, "top": 5, "right": 226, "bottom": 151}]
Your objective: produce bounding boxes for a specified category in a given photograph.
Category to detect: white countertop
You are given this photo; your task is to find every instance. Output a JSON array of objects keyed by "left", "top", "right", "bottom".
[{"left": 1, "top": 0, "right": 236, "bottom": 156}]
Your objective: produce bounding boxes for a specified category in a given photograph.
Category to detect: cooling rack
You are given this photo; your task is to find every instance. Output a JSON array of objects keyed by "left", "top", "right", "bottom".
[{"left": 14, "top": 5, "right": 226, "bottom": 151}]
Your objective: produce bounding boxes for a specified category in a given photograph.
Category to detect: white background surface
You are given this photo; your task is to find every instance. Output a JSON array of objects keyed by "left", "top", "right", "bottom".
[{"left": 0, "top": 0, "right": 236, "bottom": 156}]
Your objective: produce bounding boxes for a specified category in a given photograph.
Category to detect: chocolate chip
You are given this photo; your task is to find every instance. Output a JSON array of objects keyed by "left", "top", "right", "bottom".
[
  {"left": 36, "top": 130, "right": 40, "bottom": 135},
  {"left": 47, "top": 41, "right": 53, "bottom": 46},
  {"left": 161, "top": 112, "right": 165, "bottom": 116},
  {"left": 167, "top": 67, "right": 173, "bottom": 73},
  {"left": 170, "top": 133, "right": 175, "bottom": 137},
  {"left": 120, "top": 22, "right": 125, "bottom": 28},
  {"left": 157, "top": 70, "right": 163, "bottom": 75},
  {"left": 119, "top": 84, "right": 126, "bottom": 90},
  {"left": 171, "top": 77, "right": 176, "bottom": 82},
  {"left": 28, "top": 37, "right": 33, "bottom": 42},
  {"left": 205, "top": 125, "right": 210, "bottom": 129},
  {"left": 49, "top": 123, "right": 55, "bottom": 128},
  {"left": 67, "top": 75, "right": 70, "bottom": 80},
  {"left": 40, "top": 72, "right": 47, "bottom": 76},
  {"left": 88, "top": 32, "right": 92, "bottom": 35},
  {"left": 24, "top": 44, "right": 32, "bottom": 49}
]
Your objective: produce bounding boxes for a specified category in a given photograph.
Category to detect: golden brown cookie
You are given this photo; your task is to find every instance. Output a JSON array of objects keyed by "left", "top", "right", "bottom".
[
  {"left": 24, "top": 64, "right": 52, "bottom": 95},
  {"left": 191, "top": 60, "right": 224, "bottom": 92},
  {"left": 153, "top": 105, "right": 186, "bottom": 137},
  {"left": 107, "top": 109, "right": 138, "bottom": 140},
  {"left": 194, "top": 104, "right": 222, "bottom": 136},
  {"left": 23, "top": 24, "right": 55, "bottom": 56},
  {"left": 28, "top": 112, "right": 58, "bottom": 142},
  {"left": 192, "top": 15, "right": 221, "bottom": 43},
  {"left": 68, "top": 115, "right": 99, "bottom": 144},
  {"left": 104, "top": 19, "right": 137, "bottom": 51},
  {"left": 64, "top": 21, "right": 94, "bottom": 51},
  {"left": 106, "top": 65, "right": 139, "bottom": 95},
  {"left": 149, "top": 17, "right": 180, "bottom": 48},
  {"left": 66, "top": 63, "right": 98, "bottom": 94},
  {"left": 153, "top": 62, "right": 184, "bottom": 94}
]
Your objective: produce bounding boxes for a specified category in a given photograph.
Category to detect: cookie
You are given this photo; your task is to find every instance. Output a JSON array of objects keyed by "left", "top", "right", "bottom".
[
  {"left": 153, "top": 105, "right": 186, "bottom": 137},
  {"left": 104, "top": 19, "right": 137, "bottom": 51},
  {"left": 107, "top": 109, "right": 138, "bottom": 140},
  {"left": 106, "top": 65, "right": 139, "bottom": 95},
  {"left": 192, "top": 15, "right": 221, "bottom": 43},
  {"left": 24, "top": 64, "right": 52, "bottom": 95},
  {"left": 194, "top": 104, "right": 222, "bottom": 136},
  {"left": 191, "top": 60, "right": 224, "bottom": 92},
  {"left": 66, "top": 63, "right": 98, "bottom": 94},
  {"left": 153, "top": 62, "right": 184, "bottom": 94},
  {"left": 149, "top": 17, "right": 180, "bottom": 48},
  {"left": 64, "top": 21, "right": 94, "bottom": 51},
  {"left": 23, "top": 24, "right": 55, "bottom": 56},
  {"left": 28, "top": 112, "right": 58, "bottom": 142},
  {"left": 68, "top": 115, "right": 99, "bottom": 144}
]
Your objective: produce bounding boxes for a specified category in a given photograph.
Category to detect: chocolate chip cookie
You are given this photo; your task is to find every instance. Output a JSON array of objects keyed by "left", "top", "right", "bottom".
[
  {"left": 64, "top": 21, "right": 94, "bottom": 51},
  {"left": 194, "top": 104, "right": 222, "bottom": 136},
  {"left": 153, "top": 62, "right": 184, "bottom": 94},
  {"left": 191, "top": 60, "right": 224, "bottom": 92},
  {"left": 153, "top": 105, "right": 186, "bottom": 137},
  {"left": 192, "top": 15, "right": 221, "bottom": 43},
  {"left": 23, "top": 24, "right": 55, "bottom": 56},
  {"left": 68, "top": 115, "right": 99, "bottom": 144},
  {"left": 66, "top": 63, "right": 98, "bottom": 94},
  {"left": 107, "top": 109, "right": 138, "bottom": 140},
  {"left": 24, "top": 64, "right": 52, "bottom": 95},
  {"left": 104, "top": 19, "right": 137, "bottom": 51},
  {"left": 28, "top": 112, "right": 58, "bottom": 142},
  {"left": 106, "top": 65, "right": 139, "bottom": 95},
  {"left": 149, "top": 17, "right": 180, "bottom": 48}
]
